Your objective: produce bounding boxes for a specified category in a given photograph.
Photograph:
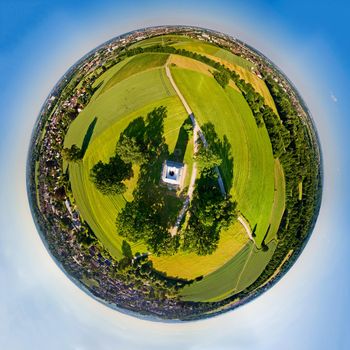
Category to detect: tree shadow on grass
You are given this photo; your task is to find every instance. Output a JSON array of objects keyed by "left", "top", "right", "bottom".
[
  {"left": 169, "top": 116, "right": 192, "bottom": 163},
  {"left": 81, "top": 117, "right": 98, "bottom": 156},
  {"left": 119, "top": 116, "right": 146, "bottom": 147},
  {"left": 201, "top": 122, "right": 234, "bottom": 193}
]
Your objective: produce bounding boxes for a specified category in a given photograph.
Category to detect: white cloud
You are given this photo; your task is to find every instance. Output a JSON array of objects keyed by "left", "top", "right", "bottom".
[{"left": 330, "top": 92, "right": 338, "bottom": 102}]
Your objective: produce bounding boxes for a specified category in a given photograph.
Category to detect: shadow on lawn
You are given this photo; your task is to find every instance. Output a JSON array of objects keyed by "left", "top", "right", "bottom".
[
  {"left": 169, "top": 116, "right": 192, "bottom": 163},
  {"left": 201, "top": 122, "right": 234, "bottom": 193},
  {"left": 81, "top": 117, "right": 98, "bottom": 156}
]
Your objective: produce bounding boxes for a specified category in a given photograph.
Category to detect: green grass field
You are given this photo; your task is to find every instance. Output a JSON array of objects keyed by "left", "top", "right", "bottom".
[
  {"left": 170, "top": 67, "right": 276, "bottom": 247},
  {"left": 68, "top": 95, "right": 188, "bottom": 259},
  {"left": 63, "top": 47, "right": 286, "bottom": 301},
  {"left": 180, "top": 242, "right": 253, "bottom": 301},
  {"left": 99, "top": 53, "right": 169, "bottom": 95},
  {"left": 150, "top": 220, "right": 248, "bottom": 279},
  {"left": 172, "top": 41, "right": 254, "bottom": 70},
  {"left": 65, "top": 67, "right": 176, "bottom": 147},
  {"left": 180, "top": 240, "right": 276, "bottom": 302},
  {"left": 130, "top": 34, "right": 278, "bottom": 113}
]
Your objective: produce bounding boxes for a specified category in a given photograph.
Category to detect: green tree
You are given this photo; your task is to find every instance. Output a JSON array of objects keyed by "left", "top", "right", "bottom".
[
  {"left": 62, "top": 144, "right": 82, "bottom": 162},
  {"left": 194, "top": 145, "right": 222, "bottom": 173},
  {"left": 116, "top": 136, "right": 144, "bottom": 164},
  {"left": 213, "top": 70, "right": 230, "bottom": 88},
  {"left": 90, "top": 155, "right": 133, "bottom": 195},
  {"left": 121, "top": 240, "right": 133, "bottom": 259}
]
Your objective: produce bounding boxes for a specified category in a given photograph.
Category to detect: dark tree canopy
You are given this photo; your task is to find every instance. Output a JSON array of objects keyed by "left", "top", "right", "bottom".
[
  {"left": 90, "top": 154, "right": 133, "bottom": 195},
  {"left": 194, "top": 144, "right": 222, "bottom": 173},
  {"left": 213, "top": 70, "right": 230, "bottom": 88},
  {"left": 62, "top": 144, "right": 83, "bottom": 162},
  {"left": 183, "top": 170, "right": 237, "bottom": 255},
  {"left": 116, "top": 136, "right": 145, "bottom": 165}
]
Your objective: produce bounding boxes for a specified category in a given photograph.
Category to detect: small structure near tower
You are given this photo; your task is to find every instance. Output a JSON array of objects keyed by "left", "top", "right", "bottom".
[{"left": 161, "top": 160, "right": 185, "bottom": 190}]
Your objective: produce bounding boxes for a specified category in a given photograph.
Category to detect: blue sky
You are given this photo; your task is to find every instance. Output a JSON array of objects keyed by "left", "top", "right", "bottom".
[{"left": 0, "top": 0, "right": 349, "bottom": 349}]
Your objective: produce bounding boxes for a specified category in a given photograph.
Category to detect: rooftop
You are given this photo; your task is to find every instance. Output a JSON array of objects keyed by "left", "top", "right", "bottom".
[{"left": 161, "top": 160, "right": 185, "bottom": 187}]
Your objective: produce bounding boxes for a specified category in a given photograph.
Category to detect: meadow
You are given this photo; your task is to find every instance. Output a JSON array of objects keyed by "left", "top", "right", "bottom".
[
  {"left": 63, "top": 46, "right": 286, "bottom": 300},
  {"left": 170, "top": 67, "right": 276, "bottom": 246}
]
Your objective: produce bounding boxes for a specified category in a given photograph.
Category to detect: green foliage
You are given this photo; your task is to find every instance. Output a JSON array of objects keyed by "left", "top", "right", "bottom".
[
  {"left": 194, "top": 144, "right": 222, "bottom": 173},
  {"left": 121, "top": 240, "right": 133, "bottom": 259},
  {"left": 184, "top": 170, "right": 237, "bottom": 255},
  {"left": 62, "top": 144, "right": 82, "bottom": 162},
  {"left": 75, "top": 227, "right": 98, "bottom": 248},
  {"left": 116, "top": 136, "right": 144, "bottom": 164},
  {"left": 90, "top": 154, "right": 133, "bottom": 195},
  {"left": 213, "top": 70, "right": 230, "bottom": 88},
  {"left": 115, "top": 106, "right": 180, "bottom": 256}
]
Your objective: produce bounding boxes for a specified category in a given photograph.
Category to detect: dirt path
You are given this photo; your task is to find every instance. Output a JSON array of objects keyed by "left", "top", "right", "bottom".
[
  {"left": 166, "top": 63, "right": 198, "bottom": 236},
  {"left": 238, "top": 216, "right": 255, "bottom": 242}
]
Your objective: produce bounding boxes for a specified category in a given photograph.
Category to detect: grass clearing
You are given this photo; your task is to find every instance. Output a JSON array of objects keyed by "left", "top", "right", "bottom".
[
  {"left": 168, "top": 54, "right": 240, "bottom": 92},
  {"left": 68, "top": 96, "right": 187, "bottom": 259},
  {"left": 234, "top": 240, "right": 277, "bottom": 292},
  {"left": 130, "top": 34, "right": 194, "bottom": 49},
  {"left": 172, "top": 40, "right": 253, "bottom": 70},
  {"left": 65, "top": 67, "right": 176, "bottom": 148},
  {"left": 150, "top": 220, "right": 248, "bottom": 280},
  {"left": 180, "top": 242, "right": 253, "bottom": 301},
  {"left": 202, "top": 53, "right": 279, "bottom": 114},
  {"left": 171, "top": 67, "right": 275, "bottom": 247},
  {"left": 99, "top": 53, "right": 169, "bottom": 95},
  {"left": 298, "top": 181, "right": 303, "bottom": 200},
  {"left": 180, "top": 240, "right": 277, "bottom": 302}
]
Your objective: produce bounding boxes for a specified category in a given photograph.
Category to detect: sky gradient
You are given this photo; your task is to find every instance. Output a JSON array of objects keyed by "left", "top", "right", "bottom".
[{"left": 0, "top": 1, "right": 349, "bottom": 349}]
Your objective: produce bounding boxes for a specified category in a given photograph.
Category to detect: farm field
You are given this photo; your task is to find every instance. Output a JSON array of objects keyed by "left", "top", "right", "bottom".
[
  {"left": 170, "top": 67, "right": 276, "bottom": 247},
  {"left": 64, "top": 45, "right": 285, "bottom": 296},
  {"left": 65, "top": 65, "right": 176, "bottom": 147},
  {"left": 30, "top": 26, "right": 322, "bottom": 320},
  {"left": 180, "top": 240, "right": 276, "bottom": 302},
  {"left": 167, "top": 54, "right": 240, "bottom": 92},
  {"left": 68, "top": 95, "right": 187, "bottom": 259},
  {"left": 171, "top": 39, "right": 254, "bottom": 70},
  {"left": 99, "top": 53, "right": 169, "bottom": 95},
  {"left": 150, "top": 220, "right": 249, "bottom": 279}
]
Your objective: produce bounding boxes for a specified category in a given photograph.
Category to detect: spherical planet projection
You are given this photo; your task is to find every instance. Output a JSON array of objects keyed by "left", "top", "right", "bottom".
[{"left": 27, "top": 25, "right": 322, "bottom": 321}]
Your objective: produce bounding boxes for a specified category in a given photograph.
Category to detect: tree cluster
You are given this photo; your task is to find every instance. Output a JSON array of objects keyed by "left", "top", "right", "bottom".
[
  {"left": 115, "top": 107, "right": 180, "bottom": 256},
  {"left": 90, "top": 154, "right": 133, "bottom": 195},
  {"left": 62, "top": 144, "right": 83, "bottom": 162},
  {"left": 213, "top": 70, "right": 230, "bottom": 88},
  {"left": 183, "top": 169, "right": 237, "bottom": 255}
]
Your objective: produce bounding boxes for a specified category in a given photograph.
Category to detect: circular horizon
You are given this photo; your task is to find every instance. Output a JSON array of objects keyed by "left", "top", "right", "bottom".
[{"left": 26, "top": 25, "right": 322, "bottom": 321}]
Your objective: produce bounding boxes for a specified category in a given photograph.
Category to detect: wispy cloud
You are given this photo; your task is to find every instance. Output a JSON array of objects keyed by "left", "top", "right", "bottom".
[{"left": 330, "top": 92, "right": 338, "bottom": 102}]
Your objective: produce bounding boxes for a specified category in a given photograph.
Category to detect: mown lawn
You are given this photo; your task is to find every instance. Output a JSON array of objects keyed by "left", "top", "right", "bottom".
[
  {"left": 99, "top": 53, "right": 169, "bottom": 95},
  {"left": 180, "top": 240, "right": 276, "bottom": 302},
  {"left": 150, "top": 220, "right": 248, "bottom": 280},
  {"left": 65, "top": 66, "right": 176, "bottom": 147},
  {"left": 171, "top": 67, "right": 275, "bottom": 247},
  {"left": 68, "top": 95, "right": 187, "bottom": 259}
]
